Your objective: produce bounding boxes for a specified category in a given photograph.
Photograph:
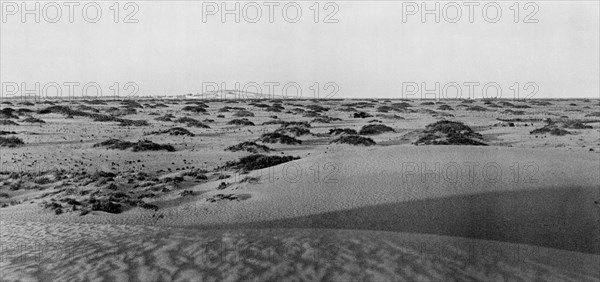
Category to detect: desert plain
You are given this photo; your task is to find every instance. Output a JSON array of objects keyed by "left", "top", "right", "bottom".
[{"left": 0, "top": 97, "right": 599, "bottom": 281}]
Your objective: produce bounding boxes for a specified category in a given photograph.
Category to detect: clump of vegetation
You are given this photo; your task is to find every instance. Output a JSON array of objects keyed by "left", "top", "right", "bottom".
[
  {"left": 118, "top": 119, "right": 148, "bottom": 127},
  {"left": 0, "top": 120, "right": 19, "bottom": 126},
  {"left": 181, "top": 105, "right": 207, "bottom": 113},
  {"left": 0, "top": 136, "right": 24, "bottom": 147},
  {"left": 21, "top": 116, "right": 45, "bottom": 123},
  {"left": 226, "top": 141, "right": 272, "bottom": 153},
  {"left": 331, "top": 135, "right": 376, "bottom": 146},
  {"left": 227, "top": 118, "right": 255, "bottom": 126},
  {"left": 585, "top": 112, "right": 600, "bottom": 117},
  {"left": 530, "top": 126, "right": 571, "bottom": 136},
  {"left": 224, "top": 154, "right": 299, "bottom": 172},
  {"left": 311, "top": 116, "right": 341, "bottom": 123},
  {"left": 0, "top": 108, "right": 18, "bottom": 119},
  {"left": 257, "top": 132, "right": 302, "bottom": 145},
  {"left": 174, "top": 117, "right": 210, "bottom": 128},
  {"left": 438, "top": 105, "right": 453, "bottom": 111},
  {"left": 358, "top": 124, "right": 394, "bottom": 135},
  {"left": 90, "top": 199, "right": 122, "bottom": 214},
  {"left": 94, "top": 139, "right": 176, "bottom": 152},
  {"left": 466, "top": 106, "right": 489, "bottom": 112},
  {"left": 529, "top": 119, "right": 590, "bottom": 136},
  {"left": 415, "top": 120, "right": 487, "bottom": 146},
  {"left": 0, "top": 131, "right": 17, "bottom": 135},
  {"left": 353, "top": 112, "right": 373, "bottom": 118},
  {"left": 149, "top": 127, "right": 194, "bottom": 136},
  {"left": 233, "top": 110, "right": 255, "bottom": 117},
  {"left": 155, "top": 114, "right": 175, "bottom": 122},
  {"left": 329, "top": 128, "right": 358, "bottom": 135},
  {"left": 275, "top": 126, "right": 310, "bottom": 137}
]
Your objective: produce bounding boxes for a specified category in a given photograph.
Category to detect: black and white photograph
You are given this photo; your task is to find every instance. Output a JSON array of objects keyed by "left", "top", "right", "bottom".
[{"left": 0, "top": 1, "right": 599, "bottom": 281}]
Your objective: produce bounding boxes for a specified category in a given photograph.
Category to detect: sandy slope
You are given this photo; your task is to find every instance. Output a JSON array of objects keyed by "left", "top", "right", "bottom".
[
  {"left": 3, "top": 146, "right": 599, "bottom": 256},
  {"left": 1, "top": 221, "right": 598, "bottom": 282}
]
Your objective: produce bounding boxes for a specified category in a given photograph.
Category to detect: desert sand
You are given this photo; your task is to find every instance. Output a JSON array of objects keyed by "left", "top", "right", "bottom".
[{"left": 1, "top": 97, "right": 599, "bottom": 281}]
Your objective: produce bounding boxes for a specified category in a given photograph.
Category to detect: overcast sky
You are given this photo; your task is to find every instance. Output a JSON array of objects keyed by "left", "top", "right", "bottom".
[{"left": 1, "top": 1, "right": 598, "bottom": 99}]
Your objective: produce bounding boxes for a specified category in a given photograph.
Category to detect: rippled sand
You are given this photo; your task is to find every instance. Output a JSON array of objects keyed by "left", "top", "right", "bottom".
[{"left": 1, "top": 221, "right": 598, "bottom": 281}]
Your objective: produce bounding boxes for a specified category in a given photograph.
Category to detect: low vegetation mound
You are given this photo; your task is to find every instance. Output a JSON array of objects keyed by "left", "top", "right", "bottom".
[
  {"left": 329, "top": 128, "right": 358, "bottom": 135},
  {"left": 0, "top": 120, "right": 19, "bottom": 126},
  {"left": 529, "top": 119, "right": 591, "bottom": 136},
  {"left": 174, "top": 117, "right": 210, "bottom": 128},
  {"left": 311, "top": 116, "right": 342, "bottom": 123},
  {"left": 233, "top": 110, "right": 255, "bottom": 117},
  {"left": 227, "top": 118, "right": 255, "bottom": 126},
  {"left": 359, "top": 124, "right": 394, "bottom": 135},
  {"left": 530, "top": 126, "right": 571, "bottom": 136},
  {"left": 155, "top": 114, "right": 175, "bottom": 121},
  {"left": 275, "top": 126, "right": 310, "bottom": 136},
  {"left": 21, "top": 117, "right": 45, "bottom": 123},
  {"left": 1, "top": 108, "right": 19, "bottom": 119},
  {"left": 585, "top": 112, "right": 600, "bottom": 117},
  {"left": 94, "top": 139, "right": 176, "bottom": 152},
  {"left": 181, "top": 105, "right": 207, "bottom": 113},
  {"left": 438, "top": 105, "right": 453, "bottom": 111},
  {"left": 225, "top": 141, "right": 272, "bottom": 153},
  {"left": 330, "top": 135, "right": 376, "bottom": 146},
  {"left": 149, "top": 127, "right": 194, "bottom": 136},
  {"left": 224, "top": 154, "right": 299, "bottom": 172},
  {"left": 415, "top": 120, "right": 487, "bottom": 146},
  {"left": 0, "top": 136, "right": 24, "bottom": 147},
  {"left": 353, "top": 112, "right": 373, "bottom": 118},
  {"left": 257, "top": 132, "right": 302, "bottom": 145},
  {"left": 466, "top": 106, "right": 489, "bottom": 111}
]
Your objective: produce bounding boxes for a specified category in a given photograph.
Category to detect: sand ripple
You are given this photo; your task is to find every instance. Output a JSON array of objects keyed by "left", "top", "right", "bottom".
[{"left": 1, "top": 221, "right": 598, "bottom": 281}]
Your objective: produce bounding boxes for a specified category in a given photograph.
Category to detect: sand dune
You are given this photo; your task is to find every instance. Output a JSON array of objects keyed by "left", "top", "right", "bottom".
[{"left": 3, "top": 146, "right": 598, "bottom": 256}]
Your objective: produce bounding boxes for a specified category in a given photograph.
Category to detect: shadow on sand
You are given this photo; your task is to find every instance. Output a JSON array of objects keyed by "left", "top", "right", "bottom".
[{"left": 214, "top": 187, "right": 600, "bottom": 254}]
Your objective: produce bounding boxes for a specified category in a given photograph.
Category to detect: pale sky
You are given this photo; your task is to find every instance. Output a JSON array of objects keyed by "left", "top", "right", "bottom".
[{"left": 1, "top": 1, "right": 599, "bottom": 99}]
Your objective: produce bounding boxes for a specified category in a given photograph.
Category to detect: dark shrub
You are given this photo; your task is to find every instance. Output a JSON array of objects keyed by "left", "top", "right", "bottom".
[
  {"left": 227, "top": 118, "right": 255, "bottom": 126},
  {"left": 150, "top": 127, "right": 194, "bottom": 136},
  {"left": 353, "top": 112, "right": 372, "bottom": 118},
  {"left": 359, "top": 124, "right": 394, "bottom": 135},
  {"left": 174, "top": 117, "right": 210, "bottom": 128},
  {"left": 329, "top": 128, "right": 358, "bottom": 135},
  {"left": 0, "top": 120, "right": 19, "bottom": 126},
  {"left": 466, "top": 106, "right": 488, "bottom": 111},
  {"left": 155, "top": 114, "right": 175, "bottom": 122},
  {"left": 181, "top": 105, "right": 207, "bottom": 113},
  {"left": 0, "top": 131, "right": 17, "bottom": 135},
  {"left": 94, "top": 139, "right": 175, "bottom": 152},
  {"left": 415, "top": 120, "right": 487, "bottom": 146},
  {"left": 233, "top": 110, "right": 254, "bottom": 117},
  {"left": 530, "top": 126, "right": 571, "bottom": 136},
  {"left": 118, "top": 119, "right": 148, "bottom": 127},
  {"left": 225, "top": 154, "right": 299, "bottom": 171},
  {"left": 257, "top": 132, "right": 302, "bottom": 145},
  {"left": 331, "top": 135, "right": 376, "bottom": 146},
  {"left": 226, "top": 141, "right": 272, "bottom": 153},
  {"left": 91, "top": 200, "right": 122, "bottom": 214},
  {"left": 438, "top": 105, "right": 453, "bottom": 111},
  {"left": 585, "top": 112, "right": 600, "bottom": 117},
  {"left": 311, "top": 116, "right": 341, "bottom": 123},
  {"left": 21, "top": 117, "right": 45, "bottom": 123},
  {"left": 0, "top": 108, "right": 18, "bottom": 119},
  {"left": 0, "top": 136, "right": 24, "bottom": 147}
]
